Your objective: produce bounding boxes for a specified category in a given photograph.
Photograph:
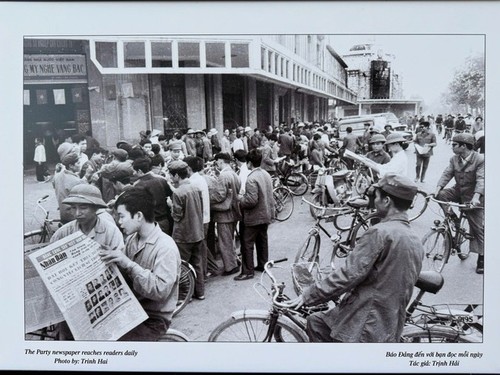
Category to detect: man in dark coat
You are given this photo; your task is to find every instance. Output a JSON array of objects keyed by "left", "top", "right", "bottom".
[{"left": 285, "top": 174, "right": 423, "bottom": 342}]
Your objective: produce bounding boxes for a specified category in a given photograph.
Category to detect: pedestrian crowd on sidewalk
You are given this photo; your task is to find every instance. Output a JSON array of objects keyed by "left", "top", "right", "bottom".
[{"left": 29, "top": 113, "right": 485, "bottom": 341}]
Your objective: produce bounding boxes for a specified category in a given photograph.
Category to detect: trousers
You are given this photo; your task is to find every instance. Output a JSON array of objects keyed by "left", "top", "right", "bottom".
[
  {"left": 415, "top": 155, "right": 431, "bottom": 181},
  {"left": 437, "top": 188, "right": 484, "bottom": 255},
  {"left": 216, "top": 222, "right": 239, "bottom": 272},
  {"left": 240, "top": 223, "right": 269, "bottom": 275},
  {"left": 177, "top": 241, "right": 205, "bottom": 297}
]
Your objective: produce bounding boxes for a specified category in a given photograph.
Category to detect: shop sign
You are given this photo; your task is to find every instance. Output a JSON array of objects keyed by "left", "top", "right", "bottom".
[{"left": 24, "top": 54, "right": 87, "bottom": 81}]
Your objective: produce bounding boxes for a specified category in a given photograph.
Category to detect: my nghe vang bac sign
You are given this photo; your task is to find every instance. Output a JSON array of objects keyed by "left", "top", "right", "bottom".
[{"left": 24, "top": 54, "right": 88, "bottom": 84}]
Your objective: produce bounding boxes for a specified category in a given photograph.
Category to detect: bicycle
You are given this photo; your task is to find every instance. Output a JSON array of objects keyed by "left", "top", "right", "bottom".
[
  {"left": 208, "top": 259, "right": 482, "bottom": 343},
  {"left": 420, "top": 195, "right": 481, "bottom": 273},
  {"left": 272, "top": 177, "right": 295, "bottom": 222},
  {"left": 276, "top": 159, "right": 309, "bottom": 196},
  {"left": 296, "top": 197, "right": 381, "bottom": 273},
  {"left": 24, "top": 195, "right": 61, "bottom": 245},
  {"left": 208, "top": 258, "right": 328, "bottom": 342},
  {"left": 174, "top": 260, "right": 196, "bottom": 317}
]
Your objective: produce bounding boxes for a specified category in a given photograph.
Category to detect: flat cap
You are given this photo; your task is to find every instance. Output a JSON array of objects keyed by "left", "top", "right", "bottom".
[
  {"left": 168, "top": 160, "right": 189, "bottom": 172},
  {"left": 62, "top": 184, "right": 108, "bottom": 208},
  {"left": 452, "top": 133, "right": 475, "bottom": 146},
  {"left": 373, "top": 173, "right": 418, "bottom": 202},
  {"left": 169, "top": 140, "right": 183, "bottom": 150},
  {"left": 61, "top": 152, "right": 79, "bottom": 166},
  {"left": 369, "top": 134, "right": 386, "bottom": 143},
  {"left": 385, "top": 133, "right": 407, "bottom": 144},
  {"left": 57, "top": 142, "right": 76, "bottom": 160},
  {"left": 112, "top": 149, "right": 128, "bottom": 161}
]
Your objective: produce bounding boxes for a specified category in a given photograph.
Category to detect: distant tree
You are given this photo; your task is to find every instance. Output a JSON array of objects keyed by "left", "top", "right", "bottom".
[{"left": 444, "top": 54, "right": 484, "bottom": 114}]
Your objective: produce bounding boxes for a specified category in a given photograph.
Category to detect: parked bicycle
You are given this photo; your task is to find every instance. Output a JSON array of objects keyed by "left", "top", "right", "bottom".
[
  {"left": 24, "top": 195, "right": 61, "bottom": 246},
  {"left": 295, "top": 197, "right": 381, "bottom": 273},
  {"left": 272, "top": 177, "right": 294, "bottom": 222},
  {"left": 421, "top": 195, "right": 481, "bottom": 272},
  {"left": 275, "top": 159, "right": 309, "bottom": 196},
  {"left": 208, "top": 259, "right": 482, "bottom": 343}
]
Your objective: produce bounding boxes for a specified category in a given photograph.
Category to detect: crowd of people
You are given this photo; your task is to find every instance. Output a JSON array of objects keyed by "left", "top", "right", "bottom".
[{"left": 30, "top": 112, "right": 484, "bottom": 342}]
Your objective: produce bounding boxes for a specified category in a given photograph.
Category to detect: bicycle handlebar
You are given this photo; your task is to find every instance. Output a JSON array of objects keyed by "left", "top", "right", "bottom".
[
  {"left": 428, "top": 195, "right": 483, "bottom": 209},
  {"left": 301, "top": 197, "right": 351, "bottom": 214}
]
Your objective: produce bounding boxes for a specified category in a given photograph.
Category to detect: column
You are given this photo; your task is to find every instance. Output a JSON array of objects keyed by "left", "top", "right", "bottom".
[
  {"left": 244, "top": 77, "right": 257, "bottom": 129},
  {"left": 185, "top": 74, "right": 206, "bottom": 130}
]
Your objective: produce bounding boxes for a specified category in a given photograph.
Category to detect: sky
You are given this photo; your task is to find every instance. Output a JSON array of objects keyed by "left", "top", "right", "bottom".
[{"left": 328, "top": 34, "right": 484, "bottom": 110}]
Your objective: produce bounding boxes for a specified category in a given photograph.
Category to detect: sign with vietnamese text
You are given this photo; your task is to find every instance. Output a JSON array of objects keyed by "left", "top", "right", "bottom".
[{"left": 24, "top": 54, "right": 87, "bottom": 82}]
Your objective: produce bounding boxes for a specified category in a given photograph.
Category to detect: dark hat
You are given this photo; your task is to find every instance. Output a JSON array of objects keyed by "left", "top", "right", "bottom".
[
  {"left": 116, "top": 140, "right": 129, "bottom": 149},
  {"left": 62, "top": 184, "right": 108, "bottom": 208},
  {"left": 214, "top": 152, "right": 232, "bottom": 161},
  {"left": 384, "top": 124, "right": 393, "bottom": 129},
  {"left": 452, "top": 133, "right": 475, "bottom": 146},
  {"left": 385, "top": 133, "right": 406, "bottom": 144},
  {"left": 112, "top": 149, "right": 128, "bottom": 161},
  {"left": 61, "top": 152, "right": 79, "bottom": 167},
  {"left": 373, "top": 173, "right": 418, "bottom": 202}
]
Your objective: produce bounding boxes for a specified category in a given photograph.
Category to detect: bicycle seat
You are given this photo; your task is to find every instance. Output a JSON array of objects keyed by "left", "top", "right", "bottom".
[
  {"left": 415, "top": 271, "right": 444, "bottom": 294},
  {"left": 347, "top": 198, "right": 369, "bottom": 209}
]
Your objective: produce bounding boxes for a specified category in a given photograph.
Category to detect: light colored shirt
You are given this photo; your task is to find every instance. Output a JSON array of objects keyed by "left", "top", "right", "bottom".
[
  {"left": 34, "top": 144, "right": 46, "bottom": 163},
  {"left": 121, "top": 224, "right": 180, "bottom": 325},
  {"left": 377, "top": 149, "right": 408, "bottom": 177},
  {"left": 189, "top": 172, "right": 210, "bottom": 224},
  {"left": 238, "top": 163, "right": 250, "bottom": 194},
  {"left": 232, "top": 138, "right": 244, "bottom": 153}
]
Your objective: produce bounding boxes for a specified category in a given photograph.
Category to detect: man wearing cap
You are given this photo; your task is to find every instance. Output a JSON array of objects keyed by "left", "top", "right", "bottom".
[
  {"left": 50, "top": 184, "right": 125, "bottom": 340},
  {"left": 365, "top": 134, "right": 390, "bottom": 165},
  {"left": 208, "top": 128, "right": 221, "bottom": 154},
  {"left": 210, "top": 152, "right": 242, "bottom": 276},
  {"left": 454, "top": 114, "right": 466, "bottom": 133},
  {"left": 184, "top": 129, "right": 197, "bottom": 157},
  {"left": 286, "top": 173, "right": 423, "bottom": 342},
  {"left": 381, "top": 124, "right": 393, "bottom": 140},
  {"left": 164, "top": 140, "right": 184, "bottom": 169},
  {"left": 98, "top": 149, "right": 135, "bottom": 203},
  {"left": 360, "top": 133, "right": 408, "bottom": 178},
  {"left": 434, "top": 133, "right": 484, "bottom": 273},
  {"left": 413, "top": 121, "right": 437, "bottom": 183},
  {"left": 168, "top": 160, "right": 205, "bottom": 299},
  {"left": 53, "top": 152, "right": 94, "bottom": 224}
]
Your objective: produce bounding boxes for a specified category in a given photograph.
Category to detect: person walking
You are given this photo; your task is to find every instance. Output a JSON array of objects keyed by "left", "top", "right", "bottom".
[
  {"left": 285, "top": 174, "right": 423, "bottom": 342},
  {"left": 413, "top": 121, "right": 437, "bottom": 183},
  {"left": 236, "top": 148, "right": 275, "bottom": 281}
]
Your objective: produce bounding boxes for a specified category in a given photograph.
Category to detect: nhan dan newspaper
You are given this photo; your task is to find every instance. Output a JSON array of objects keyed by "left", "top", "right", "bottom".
[{"left": 27, "top": 231, "right": 147, "bottom": 340}]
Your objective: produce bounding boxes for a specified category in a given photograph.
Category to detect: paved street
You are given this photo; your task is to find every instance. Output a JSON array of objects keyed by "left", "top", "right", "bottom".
[{"left": 23, "top": 134, "right": 484, "bottom": 341}]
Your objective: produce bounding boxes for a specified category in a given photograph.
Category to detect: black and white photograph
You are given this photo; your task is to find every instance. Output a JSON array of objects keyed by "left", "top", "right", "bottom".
[{"left": 3, "top": 1, "right": 500, "bottom": 373}]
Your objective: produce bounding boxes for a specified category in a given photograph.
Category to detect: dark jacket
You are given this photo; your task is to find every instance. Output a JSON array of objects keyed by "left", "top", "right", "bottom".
[
  {"left": 302, "top": 212, "right": 423, "bottom": 342},
  {"left": 239, "top": 167, "right": 274, "bottom": 226}
]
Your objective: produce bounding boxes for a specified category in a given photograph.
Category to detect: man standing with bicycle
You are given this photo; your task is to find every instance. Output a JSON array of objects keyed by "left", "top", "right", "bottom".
[
  {"left": 434, "top": 133, "right": 484, "bottom": 274},
  {"left": 286, "top": 173, "right": 423, "bottom": 342}
]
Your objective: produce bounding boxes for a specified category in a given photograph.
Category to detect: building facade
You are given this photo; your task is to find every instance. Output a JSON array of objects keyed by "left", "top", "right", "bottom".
[
  {"left": 339, "top": 43, "right": 420, "bottom": 118},
  {"left": 23, "top": 35, "right": 357, "bottom": 164}
]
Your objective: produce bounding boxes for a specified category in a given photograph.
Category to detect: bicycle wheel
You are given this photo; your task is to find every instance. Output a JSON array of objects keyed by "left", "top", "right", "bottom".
[
  {"left": 273, "top": 187, "right": 294, "bottom": 222},
  {"left": 307, "top": 170, "right": 319, "bottom": 189},
  {"left": 421, "top": 229, "right": 451, "bottom": 272},
  {"left": 208, "top": 312, "right": 307, "bottom": 342},
  {"left": 173, "top": 261, "right": 195, "bottom": 317},
  {"left": 401, "top": 325, "right": 482, "bottom": 343},
  {"left": 456, "top": 217, "right": 471, "bottom": 260},
  {"left": 24, "top": 229, "right": 48, "bottom": 246},
  {"left": 349, "top": 213, "right": 382, "bottom": 248},
  {"left": 157, "top": 328, "right": 189, "bottom": 342},
  {"left": 294, "top": 231, "right": 320, "bottom": 265},
  {"left": 309, "top": 191, "right": 326, "bottom": 219},
  {"left": 285, "top": 173, "right": 309, "bottom": 196},
  {"left": 407, "top": 190, "right": 428, "bottom": 222}
]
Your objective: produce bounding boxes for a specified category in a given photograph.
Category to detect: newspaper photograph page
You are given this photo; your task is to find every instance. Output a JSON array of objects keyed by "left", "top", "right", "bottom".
[{"left": 27, "top": 231, "right": 148, "bottom": 340}]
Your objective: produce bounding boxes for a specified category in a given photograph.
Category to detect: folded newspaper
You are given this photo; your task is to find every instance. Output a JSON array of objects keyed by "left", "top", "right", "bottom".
[
  {"left": 26, "top": 231, "right": 148, "bottom": 340},
  {"left": 414, "top": 143, "right": 431, "bottom": 155}
]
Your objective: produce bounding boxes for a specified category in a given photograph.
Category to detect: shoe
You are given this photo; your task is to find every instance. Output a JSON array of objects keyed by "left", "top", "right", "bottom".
[
  {"left": 222, "top": 266, "right": 240, "bottom": 276},
  {"left": 476, "top": 255, "right": 484, "bottom": 274},
  {"left": 205, "top": 271, "right": 216, "bottom": 280},
  {"left": 420, "top": 179, "right": 425, "bottom": 183},
  {"left": 193, "top": 294, "right": 205, "bottom": 300},
  {"left": 254, "top": 266, "right": 265, "bottom": 272},
  {"left": 234, "top": 274, "right": 254, "bottom": 281},
  {"left": 414, "top": 178, "right": 419, "bottom": 183}
]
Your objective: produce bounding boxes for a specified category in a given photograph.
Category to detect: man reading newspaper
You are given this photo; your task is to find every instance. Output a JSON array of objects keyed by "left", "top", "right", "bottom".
[{"left": 99, "top": 187, "right": 181, "bottom": 341}]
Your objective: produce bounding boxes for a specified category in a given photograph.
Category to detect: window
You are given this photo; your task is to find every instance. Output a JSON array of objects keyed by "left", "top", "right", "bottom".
[
  {"left": 261, "top": 47, "right": 266, "bottom": 70},
  {"left": 124, "top": 42, "right": 145, "bottom": 67},
  {"left": 178, "top": 42, "right": 200, "bottom": 67},
  {"left": 152, "top": 42, "right": 172, "bottom": 67},
  {"left": 95, "top": 42, "right": 117, "bottom": 68},
  {"left": 230, "top": 43, "right": 249, "bottom": 68},
  {"left": 206, "top": 43, "right": 225, "bottom": 68}
]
